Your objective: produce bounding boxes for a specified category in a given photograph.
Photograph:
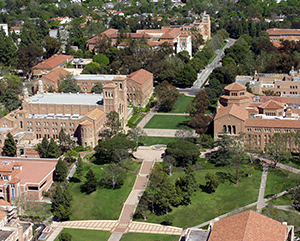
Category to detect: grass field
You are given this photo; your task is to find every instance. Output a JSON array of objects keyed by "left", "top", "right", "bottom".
[
  {"left": 141, "top": 136, "right": 178, "bottom": 146},
  {"left": 144, "top": 115, "right": 191, "bottom": 129},
  {"left": 70, "top": 162, "right": 138, "bottom": 220},
  {"left": 264, "top": 167, "right": 300, "bottom": 198},
  {"left": 120, "top": 233, "right": 180, "bottom": 241},
  {"left": 134, "top": 168, "right": 262, "bottom": 228},
  {"left": 54, "top": 228, "right": 111, "bottom": 241},
  {"left": 159, "top": 94, "right": 193, "bottom": 113},
  {"left": 267, "top": 193, "right": 293, "bottom": 206}
]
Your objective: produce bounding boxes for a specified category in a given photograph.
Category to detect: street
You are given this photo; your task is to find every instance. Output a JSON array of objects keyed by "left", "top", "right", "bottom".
[{"left": 178, "top": 38, "right": 236, "bottom": 96}]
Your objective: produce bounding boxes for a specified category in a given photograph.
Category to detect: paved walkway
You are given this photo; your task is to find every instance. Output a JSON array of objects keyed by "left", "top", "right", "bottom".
[
  {"left": 256, "top": 166, "right": 269, "bottom": 213},
  {"left": 46, "top": 226, "right": 63, "bottom": 241}
]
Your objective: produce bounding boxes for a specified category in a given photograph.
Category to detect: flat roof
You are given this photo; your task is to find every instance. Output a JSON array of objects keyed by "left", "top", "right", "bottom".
[
  {"left": 28, "top": 93, "right": 103, "bottom": 105},
  {"left": 74, "top": 74, "right": 126, "bottom": 81}
]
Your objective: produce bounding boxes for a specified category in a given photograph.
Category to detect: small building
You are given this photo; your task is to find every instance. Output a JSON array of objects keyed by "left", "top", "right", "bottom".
[{"left": 31, "top": 54, "right": 73, "bottom": 77}]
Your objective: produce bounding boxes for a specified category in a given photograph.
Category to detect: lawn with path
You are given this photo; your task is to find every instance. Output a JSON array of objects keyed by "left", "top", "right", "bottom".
[
  {"left": 120, "top": 233, "right": 180, "bottom": 241},
  {"left": 159, "top": 94, "right": 193, "bottom": 113},
  {"left": 134, "top": 168, "right": 262, "bottom": 228},
  {"left": 70, "top": 162, "right": 139, "bottom": 221},
  {"left": 54, "top": 228, "right": 111, "bottom": 241},
  {"left": 264, "top": 167, "right": 300, "bottom": 199},
  {"left": 144, "top": 115, "right": 191, "bottom": 129}
]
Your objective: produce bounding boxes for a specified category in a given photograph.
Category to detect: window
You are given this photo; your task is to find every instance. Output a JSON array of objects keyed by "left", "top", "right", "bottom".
[
  {"left": 264, "top": 129, "right": 271, "bottom": 132},
  {"left": 255, "top": 128, "right": 261, "bottom": 132},
  {"left": 274, "top": 129, "right": 280, "bottom": 133}
]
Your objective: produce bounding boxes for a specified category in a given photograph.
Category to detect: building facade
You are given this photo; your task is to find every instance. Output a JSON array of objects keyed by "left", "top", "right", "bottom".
[{"left": 214, "top": 82, "right": 300, "bottom": 150}]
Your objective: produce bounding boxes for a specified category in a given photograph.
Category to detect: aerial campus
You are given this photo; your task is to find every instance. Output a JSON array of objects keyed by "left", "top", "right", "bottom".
[{"left": 2, "top": 1, "right": 300, "bottom": 241}]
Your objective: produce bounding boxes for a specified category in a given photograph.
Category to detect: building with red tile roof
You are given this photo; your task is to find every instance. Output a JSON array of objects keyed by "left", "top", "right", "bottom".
[
  {"left": 208, "top": 210, "right": 293, "bottom": 241},
  {"left": 33, "top": 68, "right": 70, "bottom": 93},
  {"left": 32, "top": 54, "right": 73, "bottom": 77},
  {"left": 214, "top": 82, "right": 300, "bottom": 150}
]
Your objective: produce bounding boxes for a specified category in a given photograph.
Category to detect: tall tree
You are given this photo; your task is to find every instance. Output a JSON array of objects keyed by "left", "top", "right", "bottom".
[
  {"left": 163, "top": 155, "right": 176, "bottom": 176},
  {"left": 187, "top": 90, "right": 212, "bottom": 134},
  {"left": 48, "top": 138, "right": 61, "bottom": 158},
  {"left": 155, "top": 80, "right": 179, "bottom": 112},
  {"left": 51, "top": 182, "right": 72, "bottom": 221},
  {"left": 76, "top": 157, "right": 84, "bottom": 181},
  {"left": 2, "top": 132, "right": 16, "bottom": 157},
  {"left": 43, "top": 36, "right": 60, "bottom": 59},
  {"left": 59, "top": 128, "right": 75, "bottom": 153},
  {"left": 54, "top": 158, "right": 68, "bottom": 182},
  {"left": 104, "top": 111, "right": 122, "bottom": 138},
  {"left": 101, "top": 164, "right": 126, "bottom": 189},
  {"left": 36, "top": 136, "right": 49, "bottom": 158},
  {"left": 127, "top": 126, "right": 146, "bottom": 145},
  {"left": 91, "top": 82, "right": 103, "bottom": 94},
  {"left": 81, "top": 169, "right": 98, "bottom": 194},
  {"left": 58, "top": 74, "right": 81, "bottom": 93},
  {"left": 205, "top": 172, "right": 220, "bottom": 193}
]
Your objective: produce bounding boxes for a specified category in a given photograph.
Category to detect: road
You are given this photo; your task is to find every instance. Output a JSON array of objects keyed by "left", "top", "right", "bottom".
[{"left": 178, "top": 38, "right": 236, "bottom": 96}]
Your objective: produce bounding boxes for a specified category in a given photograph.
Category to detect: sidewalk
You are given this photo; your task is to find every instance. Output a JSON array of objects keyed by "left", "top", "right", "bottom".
[{"left": 256, "top": 166, "right": 269, "bottom": 213}]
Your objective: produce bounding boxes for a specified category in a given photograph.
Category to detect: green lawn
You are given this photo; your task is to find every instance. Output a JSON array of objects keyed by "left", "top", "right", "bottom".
[
  {"left": 267, "top": 193, "right": 293, "bottom": 206},
  {"left": 144, "top": 115, "right": 191, "bottom": 129},
  {"left": 264, "top": 167, "right": 300, "bottom": 198},
  {"left": 208, "top": 53, "right": 218, "bottom": 64},
  {"left": 54, "top": 228, "right": 111, "bottom": 241},
  {"left": 70, "top": 162, "right": 138, "bottom": 220},
  {"left": 121, "top": 233, "right": 180, "bottom": 241},
  {"left": 159, "top": 94, "right": 193, "bottom": 113},
  {"left": 134, "top": 168, "right": 262, "bottom": 228},
  {"left": 141, "top": 136, "right": 178, "bottom": 146},
  {"left": 220, "top": 40, "right": 228, "bottom": 50}
]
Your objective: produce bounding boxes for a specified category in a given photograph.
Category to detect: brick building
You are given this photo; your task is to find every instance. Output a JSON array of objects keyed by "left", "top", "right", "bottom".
[
  {"left": 214, "top": 82, "right": 300, "bottom": 150},
  {"left": 0, "top": 157, "right": 57, "bottom": 203},
  {"left": 267, "top": 28, "right": 300, "bottom": 44},
  {"left": 0, "top": 75, "right": 128, "bottom": 153},
  {"left": 31, "top": 54, "right": 73, "bottom": 77}
]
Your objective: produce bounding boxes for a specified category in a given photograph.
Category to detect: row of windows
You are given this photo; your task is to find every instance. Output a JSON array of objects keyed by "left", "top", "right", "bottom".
[
  {"left": 29, "top": 122, "right": 75, "bottom": 127},
  {"left": 248, "top": 128, "right": 297, "bottom": 133},
  {"left": 223, "top": 125, "right": 236, "bottom": 134},
  {"left": 127, "top": 87, "right": 141, "bottom": 91}
]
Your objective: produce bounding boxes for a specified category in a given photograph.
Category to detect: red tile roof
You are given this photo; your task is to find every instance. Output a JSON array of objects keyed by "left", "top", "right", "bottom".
[
  {"left": 39, "top": 68, "right": 70, "bottom": 83},
  {"left": 127, "top": 69, "right": 153, "bottom": 85},
  {"left": 259, "top": 96, "right": 300, "bottom": 105},
  {"left": 86, "top": 28, "right": 118, "bottom": 44},
  {"left": 32, "top": 54, "right": 73, "bottom": 70},
  {"left": 246, "top": 118, "right": 300, "bottom": 129},
  {"left": 209, "top": 210, "right": 287, "bottom": 241},
  {"left": 160, "top": 28, "right": 181, "bottom": 39},
  {"left": 224, "top": 82, "right": 246, "bottom": 91},
  {"left": 215, "top": 104, "right": 248, "bottom": 121},
  {"left": 267, "top": 28, "right": 300, "bottom": 36},
  {"left": 258, "top": 99, "right": 285, "bottom": 109}
]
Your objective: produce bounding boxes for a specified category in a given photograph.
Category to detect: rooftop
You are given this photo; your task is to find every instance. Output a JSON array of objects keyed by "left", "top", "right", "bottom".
[
  {"left": 209, "top": 210, "right": 287, "bottom": 241},
  {"left": 74, "top": 74, "right": 126, "bottom": 81},
  {"left": 32, "top": 54, "right": 73, "bottom": 70},
  {"left": 28, "top": 93, "right": 103, "bottom": 105},
  {"left": 127, "top": 69, "right": 153, "bottom": 85}
]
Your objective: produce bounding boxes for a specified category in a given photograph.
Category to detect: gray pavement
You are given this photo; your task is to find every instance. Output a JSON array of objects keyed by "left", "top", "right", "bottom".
[
  {"left": 256, "top": 166, "right": 269, "bottom": 213},
  {"left": 46, "top": 226, "right": 63, "bottom": 241},
  {"left": 143, "top": 128, "right": 195, "bottom": 137}
]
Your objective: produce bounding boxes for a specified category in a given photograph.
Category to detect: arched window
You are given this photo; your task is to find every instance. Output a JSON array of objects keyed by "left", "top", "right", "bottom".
[
  {"left": 232, "top": 125, "right": 236, "bottom": 134},
  {"left": 228, "top": 125, "right": 232, "bottom": 134},
  {"left": 20, "top": 121, "right": 23, "bottom": 129},
  {"left": 223, "top": 125, "right": 227, "bottom": 133}
]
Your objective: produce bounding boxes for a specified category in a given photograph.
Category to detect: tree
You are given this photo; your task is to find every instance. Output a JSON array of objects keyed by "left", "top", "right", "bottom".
[
  {"left": 175, "top": 165, "right": 198, "bottom": 205},
  {"left": 2, "top": 132, "right": 16, "bottom": 157},
  {"left": 155, "top": 80, "right": 179, "bottom": 112},
  {"left": 59, "top": 233, "right": 72, "bottom": 241},
  {"left": 36, "top": 136, "right": 49, "bottom": 158},
  {"left": 205, "top": 172, "right": 220, "bottom": 193},
  {"left": 43, "top": 36, "right": 60, "bottom": 59},
  {"left": 47, "top": 138, "right": 61, "bottom": 158},
  {"left": 1, "top": 89, "right": 22, "bottom": 111},
  {"left": 104, "top": 111, "right": 122, "bottom": 138},
  {"left": 81, "top": 169, "right": 98, "bottom": 194},
  {"left": 94, "top": 136, "right": 136, "bottom": 164},
  {"left": 101, "top": 164, "right": 126, "bottom": 189},
  {"left": 54, "top": 158, "right": 68, "bottom": 182},
  {"left": 165, "top": 140, "right": 200, "bottom": 167},
  {"left": 176, "top": 51, "right": 190, "bottom": 64},
  {"left": 127, "top": 126, "right": 147, "bottom": 145},
  {"left": 163, "top": 155, "right": 176, "bottom": 176},
  {"left": 76, "top": 157, "right": 84, "bottom": 181},
  {"left": 18, "top": 44, "right": 43, "bottom": 79},
  {"left": 59, "top": 128, "right": 75, "bottom": 153},
  {"left": 175, "top": 126, "right": 193, "bottom": 141},
  {"left": 95, "top": 34, "right": 112, "bottom": 54},
  {"left": 51, "top": 182, "right": 72, "bottom": 221},
  {"left": 174, "top": 65, "right": 197, "bottom": 87},
  {"left": 187, "top": 90, "right": 212, "bottom": 134},
  {"left": 93, "top": 54, "right": 109, "bottom": 66},
  {"left": 91, "top": 82, "right": 103, "bottom": 94},
  {"left": 58, "top": 74, "right": 81, "bottom": 93},
  {"left": 265, "top": 133, "right": 290, "bottom": 167}
]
